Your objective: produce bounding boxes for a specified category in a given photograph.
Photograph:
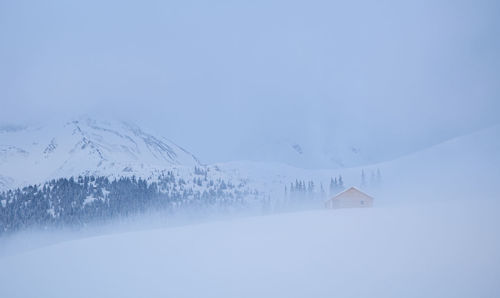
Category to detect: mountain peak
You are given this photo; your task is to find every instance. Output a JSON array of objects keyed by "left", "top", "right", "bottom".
[{"left": 0, "top": 117, "right": 201, "bottom": 190}]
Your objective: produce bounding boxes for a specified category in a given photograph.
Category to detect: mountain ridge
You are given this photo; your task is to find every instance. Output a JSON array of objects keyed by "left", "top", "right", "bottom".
[{"left": 0, "top": 117, "right": 202, "bottom": 190}]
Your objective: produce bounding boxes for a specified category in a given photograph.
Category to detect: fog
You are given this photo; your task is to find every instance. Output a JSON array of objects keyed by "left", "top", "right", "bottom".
[{"left": 1, "top": 0, "right": 499, "bottom": 164}]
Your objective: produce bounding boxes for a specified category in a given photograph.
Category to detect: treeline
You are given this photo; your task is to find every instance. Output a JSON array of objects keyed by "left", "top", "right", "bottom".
[
  {"left": 0, "top": 171, "right": 258, "bottom": 235},
  {"left": 281, "top": 175, "right": 345, "bottom": 209},
  {"left": 329, "top": 176, "right": 345, "bottom": 195}
]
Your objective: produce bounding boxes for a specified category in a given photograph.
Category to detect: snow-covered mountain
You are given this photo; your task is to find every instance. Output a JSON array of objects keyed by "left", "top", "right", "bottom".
[
  {"left": 216, "top": 124, "right": 500, "bottom": 204},
  {"left": 0, "top": 117, "right": 201, "bottom": 190},
  {"left": 232, "top": 136, "right": 369, "bottom": 169},
  {"left": 2, "top": 115, "right": 499, "bottom": 206}
]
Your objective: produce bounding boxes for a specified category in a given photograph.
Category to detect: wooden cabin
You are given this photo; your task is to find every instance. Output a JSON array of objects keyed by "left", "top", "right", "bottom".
[{"left": 325, "top": 187, "right": 374, "bottom": 209}]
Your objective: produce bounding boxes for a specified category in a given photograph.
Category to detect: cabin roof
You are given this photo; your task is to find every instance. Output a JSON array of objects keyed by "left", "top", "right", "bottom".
[{"left": 326, "top": 186, "right": 374, "bottom": 202}]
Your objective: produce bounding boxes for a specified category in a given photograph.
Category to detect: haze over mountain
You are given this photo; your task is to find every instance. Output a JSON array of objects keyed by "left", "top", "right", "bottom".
[{"left": 1, "top": 0, "right": 499, "bottom": 166}]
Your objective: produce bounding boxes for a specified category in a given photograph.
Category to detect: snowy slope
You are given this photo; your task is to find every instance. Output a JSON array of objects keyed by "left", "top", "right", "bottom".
[
  {"left": 0, "top": 117, "right": 201, "bottom": 190},
  {"left": 216, "top": 124, "right": 500, "bottom": 204},
  {"left": 368, "top": 124, "right": 500, "bottom": 201},
  {"left": 1, "top": 200, "right": 499, "bottom": 298}
]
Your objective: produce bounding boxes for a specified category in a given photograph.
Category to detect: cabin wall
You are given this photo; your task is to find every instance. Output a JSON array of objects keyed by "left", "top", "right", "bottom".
[{"left": 326, "top": 197, "right": 373, "bottom": 209}]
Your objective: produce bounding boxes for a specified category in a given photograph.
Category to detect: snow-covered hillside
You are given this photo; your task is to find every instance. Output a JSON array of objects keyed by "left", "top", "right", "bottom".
[
  {"left": 0, "top": 117, "right": 201, "bottom": 190},
  {"left": 1, "top": 200, "right": 499, "bottom": 298},
  {"left": 216, "top": 124, "right": 500, "bottom": 205}
]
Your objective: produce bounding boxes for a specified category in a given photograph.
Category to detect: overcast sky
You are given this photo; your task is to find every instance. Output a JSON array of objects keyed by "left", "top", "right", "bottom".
[{"left": 1, "top": 0, "right": 499, "bottom": 164}]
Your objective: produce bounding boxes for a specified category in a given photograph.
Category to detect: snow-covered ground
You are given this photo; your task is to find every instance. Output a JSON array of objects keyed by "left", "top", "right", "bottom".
[{"left": 0, "top": 199, "right": 499, "bottom": 298}]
